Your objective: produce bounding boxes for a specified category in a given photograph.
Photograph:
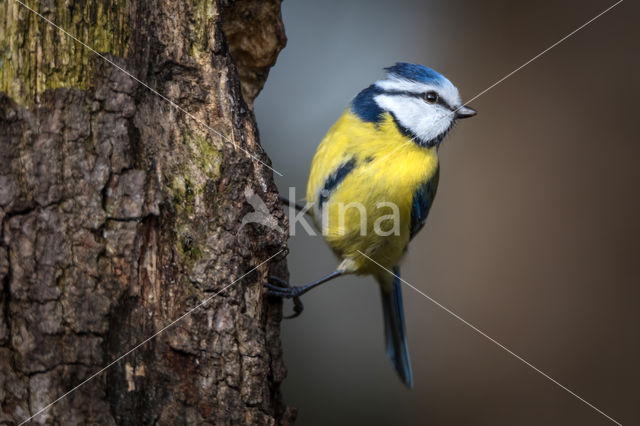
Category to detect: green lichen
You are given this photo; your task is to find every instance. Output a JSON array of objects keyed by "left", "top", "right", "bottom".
[
  {"left": 188, "top": 0, "right": 217, "bottom": 60},
  {"left": 171, "top": 174, "right": 196, "bottom": 215},
  {"left": 170, "top": 130, "right": 220, "bottom": 213},
  {"left": 170, "top": 130, "right": 222, "bottom": 269},
  {"left": 0, "top": 0, "right": 130, "bottom": 105},
  {"left": 175, "top": 223, "right": 203, "bottom": 270},
  {"left": 186, "top": 130, "right": 222, "bottom": 180}
]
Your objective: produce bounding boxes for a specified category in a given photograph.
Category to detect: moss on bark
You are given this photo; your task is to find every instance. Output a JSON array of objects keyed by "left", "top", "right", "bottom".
[{"left": 0, "top": 0, "right": 130, "bottom": 105}]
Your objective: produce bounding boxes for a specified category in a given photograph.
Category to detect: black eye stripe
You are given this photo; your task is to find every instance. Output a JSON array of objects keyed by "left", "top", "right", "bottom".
[{"left": 380, "top": 89, "right": 455, "bottom": 111}]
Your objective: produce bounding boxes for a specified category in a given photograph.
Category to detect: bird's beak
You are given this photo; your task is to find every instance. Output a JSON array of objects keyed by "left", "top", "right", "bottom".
[{"left": 455, "top": 105, "right": 477, "bottom": 119}]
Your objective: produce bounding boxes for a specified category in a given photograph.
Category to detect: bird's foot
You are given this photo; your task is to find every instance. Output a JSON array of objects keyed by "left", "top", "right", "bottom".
[{"left": 264, "top": 275, "right": 304, "bottom": 319}]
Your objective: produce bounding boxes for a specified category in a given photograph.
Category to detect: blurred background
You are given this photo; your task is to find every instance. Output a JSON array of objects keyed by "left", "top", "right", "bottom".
[{"left": 254, "top": 0, "right": 639, "bottom": 425}]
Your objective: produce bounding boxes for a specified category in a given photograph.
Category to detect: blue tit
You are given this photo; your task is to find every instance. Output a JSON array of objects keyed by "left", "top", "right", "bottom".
[{"left": 267, "top": 63, "right": 476, "bottom": 388}]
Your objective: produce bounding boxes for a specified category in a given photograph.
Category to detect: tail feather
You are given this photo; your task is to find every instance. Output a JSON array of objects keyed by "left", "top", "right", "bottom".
[{"left": 379, "top": 266, "right": 413, "bottom": 388}]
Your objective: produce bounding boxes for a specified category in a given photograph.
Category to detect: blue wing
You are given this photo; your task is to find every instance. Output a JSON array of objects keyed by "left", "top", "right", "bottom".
[{"left": 410, "top": 165, "right": 439, "bottom": 239}]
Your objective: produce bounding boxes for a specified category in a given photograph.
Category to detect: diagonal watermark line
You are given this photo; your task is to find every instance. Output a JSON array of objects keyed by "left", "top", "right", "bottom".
[
  {"left": 357, "top": 250, "right": 623, "bottom": 426},
  {"left": 10, "top": 0, "right": 284, "bottom": 177},
  {"left": 18, "top": 250, "right": 283, "bottom": 426},
  {"left": 354, "top": 0, "right": 623, "bottom": 179},
  {"left": 459, "top": 0, "right": 624, "bottom": 109}
]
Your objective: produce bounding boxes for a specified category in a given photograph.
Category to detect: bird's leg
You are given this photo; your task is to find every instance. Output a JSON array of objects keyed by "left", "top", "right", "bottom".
[
  {"left": 278, "top": 195, "right": 309, "bottom": 214},
  {"left": 265, "top": 270, "right": 344, "bottom": 297},
  {"left": 265, "top": 270, "right": 344, "bottom": 318}
]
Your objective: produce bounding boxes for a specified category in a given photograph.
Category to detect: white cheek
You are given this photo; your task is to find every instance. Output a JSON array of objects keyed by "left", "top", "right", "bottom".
[{"left": 375, "top": 95, "right": 454, "bottom": 142}]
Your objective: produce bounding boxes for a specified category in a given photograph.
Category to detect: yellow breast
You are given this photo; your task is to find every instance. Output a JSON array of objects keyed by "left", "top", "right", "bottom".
[{"left": 306, "top": 110, "right": 439, "bottom": 274}]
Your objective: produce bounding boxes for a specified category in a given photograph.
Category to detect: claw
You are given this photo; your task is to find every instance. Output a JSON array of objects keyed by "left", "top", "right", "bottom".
[
  {"left": 264, "top": 281, "right": 287, "bottom": 292},
  {"left": 263, "top": 270, "right": 343, "bottom": 318},
  {"left": 264, "top": 275, "right": 305, "bottom": 318},
  {"left": 284, "top": 297, "right": 304, "bottom": 319}
]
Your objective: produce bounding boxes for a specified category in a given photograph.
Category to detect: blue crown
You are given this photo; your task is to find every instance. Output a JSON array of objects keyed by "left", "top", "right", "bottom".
[{"left": 384, "top": 62, "right": 445, "bottom": 86}]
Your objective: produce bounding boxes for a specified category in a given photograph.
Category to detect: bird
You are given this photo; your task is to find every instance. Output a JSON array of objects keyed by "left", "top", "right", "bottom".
[{"left": 266, "top": 62, "right": 476, "bottom": 388}]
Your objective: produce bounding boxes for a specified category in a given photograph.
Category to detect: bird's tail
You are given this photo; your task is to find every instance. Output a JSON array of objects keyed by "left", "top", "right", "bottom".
[{"left": 379, "top": 266, "right": 413, "bottom": 388}]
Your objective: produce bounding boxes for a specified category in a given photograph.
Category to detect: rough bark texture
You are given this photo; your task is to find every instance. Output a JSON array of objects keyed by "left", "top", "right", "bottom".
[{"left": 0, "top": 0, "right": 293, "bottom": 424}]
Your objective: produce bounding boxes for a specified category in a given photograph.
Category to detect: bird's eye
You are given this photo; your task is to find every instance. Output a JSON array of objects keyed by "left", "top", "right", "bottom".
[{"left": 423, "top": 91, "right": 438, "bottom": 104}]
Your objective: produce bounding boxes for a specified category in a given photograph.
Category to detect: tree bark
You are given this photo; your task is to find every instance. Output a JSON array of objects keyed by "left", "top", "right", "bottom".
[{"left": 0, "top": 0, "right": 294, "bottom": 424}]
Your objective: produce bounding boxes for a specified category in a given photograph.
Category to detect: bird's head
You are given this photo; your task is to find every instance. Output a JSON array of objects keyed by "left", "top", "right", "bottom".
[{"left": 351, "top": 62, "right": 476, "bottom": 147}]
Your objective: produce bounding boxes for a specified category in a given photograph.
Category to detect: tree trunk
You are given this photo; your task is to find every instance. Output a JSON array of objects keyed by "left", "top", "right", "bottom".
[{"left": 0, "top": 0, "right": 294, "bottom": 424}]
